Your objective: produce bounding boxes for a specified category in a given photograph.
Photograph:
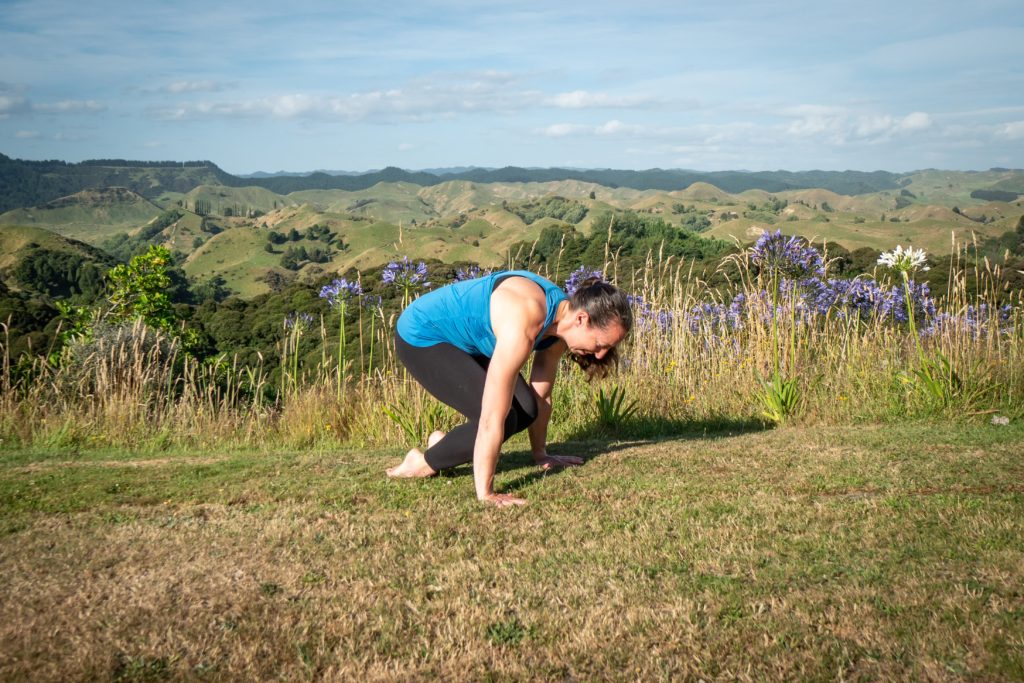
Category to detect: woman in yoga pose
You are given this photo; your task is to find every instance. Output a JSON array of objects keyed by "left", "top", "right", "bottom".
[{"left": 386, "top": 270, "right": 632, "bottom": 506}]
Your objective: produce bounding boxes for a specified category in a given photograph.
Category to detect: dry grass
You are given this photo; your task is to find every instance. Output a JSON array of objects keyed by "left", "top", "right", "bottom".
[
  {"left": 3, "top": 233, "right": 1023, "bottom": 453},
  {"left": 2, "top": 423, "right": 1022, "bottom": 681}
]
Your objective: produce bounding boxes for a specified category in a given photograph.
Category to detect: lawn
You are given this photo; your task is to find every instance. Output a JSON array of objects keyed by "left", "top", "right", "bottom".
[{"left": 1, "top": 422, "right": 1022, "bottom": 681}]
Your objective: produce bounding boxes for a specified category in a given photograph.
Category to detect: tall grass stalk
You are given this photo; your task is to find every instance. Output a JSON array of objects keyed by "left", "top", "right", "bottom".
[{"left": 1, "top": 244, "right": 1021, "bottom": 453}]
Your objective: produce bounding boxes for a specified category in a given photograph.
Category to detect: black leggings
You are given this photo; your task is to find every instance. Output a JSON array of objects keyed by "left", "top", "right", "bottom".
[{"left": 395, "top": 334, "right": 539, "bottom": 471}]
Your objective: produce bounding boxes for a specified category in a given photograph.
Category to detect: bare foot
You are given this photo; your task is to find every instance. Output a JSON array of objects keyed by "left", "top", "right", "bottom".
[
  {"left": 386, "top": 448, "right": 437, "bottom": 478},
  {"left": 427, "top": 430, "right": 445, "bottom": 449}
]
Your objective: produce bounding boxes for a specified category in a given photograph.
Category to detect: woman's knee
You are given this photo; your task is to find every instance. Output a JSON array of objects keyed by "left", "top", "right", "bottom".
[{"left": 507, "top": 394, "right": 538, "bottom": 434}]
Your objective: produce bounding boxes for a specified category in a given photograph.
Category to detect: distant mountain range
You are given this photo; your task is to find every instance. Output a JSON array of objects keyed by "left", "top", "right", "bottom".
[
  {"left": 239, "top": 166, "right": 493, "bottom": 178},
  {"left": 2, "top": 153, "right": 925, "bottom": 214},
  {"left": 229, "top": 166, "right": 905, "bottom": 197}
]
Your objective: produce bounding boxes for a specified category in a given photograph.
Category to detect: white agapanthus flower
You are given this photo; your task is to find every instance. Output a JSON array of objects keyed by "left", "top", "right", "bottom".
[{"left": 877, "top": 244, "right": 930, "bottom": 273}]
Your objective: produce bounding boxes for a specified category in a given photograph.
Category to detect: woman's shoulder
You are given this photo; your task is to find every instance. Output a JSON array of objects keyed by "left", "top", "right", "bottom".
[{"left": 492, "top": 275, "right": 549, "bottom": 324}]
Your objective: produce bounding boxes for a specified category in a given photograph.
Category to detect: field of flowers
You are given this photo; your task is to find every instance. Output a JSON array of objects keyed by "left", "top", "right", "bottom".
[{"left": 0, "top": 231, "right": 1020, "bottom": 452}]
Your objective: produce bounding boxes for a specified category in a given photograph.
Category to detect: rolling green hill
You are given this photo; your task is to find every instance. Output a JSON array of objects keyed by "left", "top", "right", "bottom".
[
  {"left": 0, "top": 224, "right": 116, "bottom": 299},
  {"left": 180, "top": 185, "right": 298, "bottom": 216},
  {"left": 0, "top": 188, "right": 163, "bottom": 244},
  {"left": 2, "top": 156, "right": 1023, "bottom": 300},
  {"left": 0, "top": 155, "right": 231, "bottom": 212}
]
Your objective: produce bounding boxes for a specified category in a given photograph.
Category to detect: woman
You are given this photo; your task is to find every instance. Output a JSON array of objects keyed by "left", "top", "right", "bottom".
[{"left": 386, "top": 269, "right": 633, "bottom": 506}]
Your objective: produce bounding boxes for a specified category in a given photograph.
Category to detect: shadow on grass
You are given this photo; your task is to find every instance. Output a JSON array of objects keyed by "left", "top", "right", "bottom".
[{"left": 438, "top": 415, "right": 769, "bottom": 492}]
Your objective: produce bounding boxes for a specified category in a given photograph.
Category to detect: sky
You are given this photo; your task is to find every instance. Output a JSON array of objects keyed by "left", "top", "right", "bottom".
[{"left": 1, "top": 0, "right": 1023, "bottom": 174}]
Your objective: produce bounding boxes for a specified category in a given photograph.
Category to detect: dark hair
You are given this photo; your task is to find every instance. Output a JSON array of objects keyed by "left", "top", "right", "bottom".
[{"left": 566, "top": 277, "right": 633, "bottom": 380}]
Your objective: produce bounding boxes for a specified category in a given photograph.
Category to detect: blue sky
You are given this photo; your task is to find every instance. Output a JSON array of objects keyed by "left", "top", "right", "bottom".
[{"left": 2, "top": 0, "right": 1022, "bottom": 173}]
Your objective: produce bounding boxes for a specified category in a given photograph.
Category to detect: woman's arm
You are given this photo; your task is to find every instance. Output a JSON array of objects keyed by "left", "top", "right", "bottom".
[
  {"left": 527, "top": 339, "right": 585, "bottom": 470},
  {"left": 527, "top": 338, "right": 565, "bottom": 459},
  {"left": 475, "top": 281, "right": 548, "bottom": 506},
  {"left": 473, "top": 329, "right": 533, "bottom": 505}
]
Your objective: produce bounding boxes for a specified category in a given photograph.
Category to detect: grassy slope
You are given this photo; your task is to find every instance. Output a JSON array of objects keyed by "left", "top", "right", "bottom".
[
  {"left": 182, "top": 185, "right": 298, "bottom": 214},
  {"left": 183, "top": 225, "right": 285, "bottom": 298},
  {"left": 0, "top": 224, "right": 99, "bottom": 270},
  {"left": 1, "top": 422, "right": 1021, "bottom": 680},
  {"left": 0, "top": 188, "right": 162, "bottom": 244}
]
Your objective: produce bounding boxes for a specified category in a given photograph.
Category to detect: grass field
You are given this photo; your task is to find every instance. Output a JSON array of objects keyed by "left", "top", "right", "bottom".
[{"left": 1, "top": 422, "right": 1022, "bottom": 681}]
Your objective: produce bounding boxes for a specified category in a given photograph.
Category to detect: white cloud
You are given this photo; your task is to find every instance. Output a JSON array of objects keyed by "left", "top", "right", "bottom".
[
  {"left": 145, "top": 75, "right": 663, "bottom": 125},
  {"left": 150, "top": 78, "right": 544, "bottom": 123},
  {"left": 14, "top": 130, "right": 41, "bottom": 139},
  {"left": 540, "top": 119, "right": 648, "bottom": 138},
  {"left": 397, "top": 142, "right": 415, "bottom": 151},
  {"left": 596, "top": 119, "right": 645, "bottom": 135},
  {"left": 545, "top": 90, "right": 654, "bottom": 109},
  {"left": 782, "top": 106, "right": 933, "bottom": 144},
  {"left": 165, "top": 80, "right": 234, "bottom": 94},
  {"left": 34, "top": 99, "right": 106, "bottom": 113},
  {"left": 541, "top": 123, "right": 585, "bottom": 137},
  {"left": 995, "top": 121, "right": 1024, "bottom": 140},
  {"left": 898, "top": 112, "right": 932, "bottom": 132},
  {"left": 0, "top": 95, "right": 31, "bottom": 115}
]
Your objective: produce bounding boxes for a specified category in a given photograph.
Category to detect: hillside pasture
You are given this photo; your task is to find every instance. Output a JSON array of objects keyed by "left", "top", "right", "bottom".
[{"left": 0, "top": 188, "right": 162, "bottom": 244}]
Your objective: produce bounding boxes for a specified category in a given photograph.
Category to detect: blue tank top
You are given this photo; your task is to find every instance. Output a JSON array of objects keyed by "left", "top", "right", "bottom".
[{"left": 397, "top": 270, "right": 568, "bottom": 357}]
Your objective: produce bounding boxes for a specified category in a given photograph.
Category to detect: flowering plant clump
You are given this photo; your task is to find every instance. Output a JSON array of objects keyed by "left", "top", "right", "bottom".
[
  {"left": 319, "top": 278, "right": 364, "bottom": 400},
  {"left": 382, "top": 257, "right": 430, "bottom": 288},
  {"left": 749, "top": 230, "right": 825, "bottom": 279},
  {"left": 319, "top": 278, "right": 363, "bottom": 308},
  {"left": 877, "top": 245, "right": 929, "bottom": 274},
  {"left": 924, "top": 303, "right": 1015, "bottom": 339},
  {"left": 283, "top": 312, "right": 315, "bottom": 331},
  {"left": 455, "top": 265, "right": 490, "bottom": 281},
  {"left": 685, "top": 300, "right": 746, "bottom": 335},
  {"left": 360, "top": 294, "right": 383, "bottom": 310},
  {"left": 565, "top": 266, "right": 605, "bottom": 296},
  {"left": 384, "top": 256, "right": 431, "bottom": 308}
]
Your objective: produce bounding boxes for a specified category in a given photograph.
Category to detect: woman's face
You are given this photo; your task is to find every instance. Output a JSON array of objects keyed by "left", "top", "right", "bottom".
[{"left": 563, "top": 312, "right": 627, "bottom": 359}]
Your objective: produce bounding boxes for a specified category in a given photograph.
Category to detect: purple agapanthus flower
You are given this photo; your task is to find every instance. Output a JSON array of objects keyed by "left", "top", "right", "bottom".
[
  {"left": 749, "top": 230, "right": 825, "bottom": 279},
  {"left": 923, "top": 303, "right": 1015, "bottom": 338},
  {"left": 455, "top": 265, "right": 490, "bottom": 281},
  {"left": 382, "top": 256, "right": 430, "bottom": 289},
  {"left": 360, "top": 294, "right": 383, "bottom": 310},
  {"left": 565, "top": 265, "right": 605, "bottom": 296},
  {"left": 319, "top": 278, "right": 363, "bottom": 308},
  {"left": 284, "top": 312, "right": 315, "bottom": 330}
]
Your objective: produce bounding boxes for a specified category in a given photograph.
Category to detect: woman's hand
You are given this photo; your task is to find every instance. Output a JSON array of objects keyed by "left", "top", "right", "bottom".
[
  {"left": 534, "top": 454, "right": 584, "bottom": 470},
  {"left": 479, "top": 492, "right": 528, "bottom": 507}
]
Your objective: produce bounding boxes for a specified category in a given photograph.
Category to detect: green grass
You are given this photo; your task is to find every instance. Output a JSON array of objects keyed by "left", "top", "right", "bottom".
[
  {"left": 181, "top": 185, "right": 297, "bottom": 215},
  {"left": 0, "top": 188, "right": 162, "bottom": 245},
  {"left": 1, "top": 422, "right": 1022, "bottom": 680}
]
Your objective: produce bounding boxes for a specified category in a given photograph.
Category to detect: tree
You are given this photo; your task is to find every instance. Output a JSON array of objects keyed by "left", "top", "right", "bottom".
[
  {"left": 192, "top": 275, "right": 231, "bottom": 304},
  {"left": 106, "top": 245, "right": 178, "bottom": 332}
]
